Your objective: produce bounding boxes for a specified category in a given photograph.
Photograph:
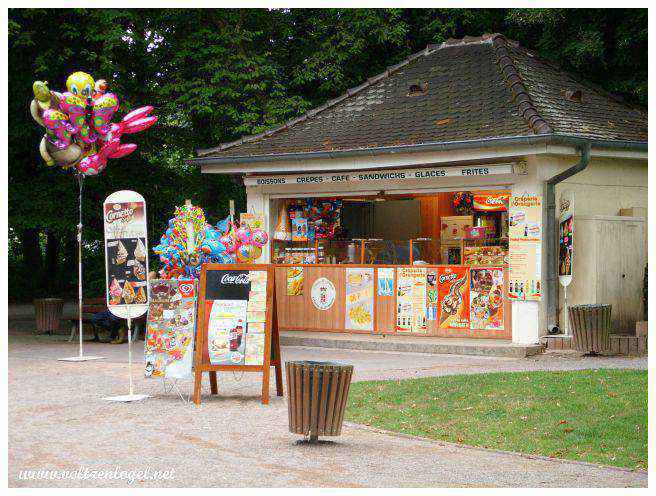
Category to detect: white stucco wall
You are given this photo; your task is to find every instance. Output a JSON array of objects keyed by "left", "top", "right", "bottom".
[{"left": 536, "top": 155, "right": 648, "bottom": 333}]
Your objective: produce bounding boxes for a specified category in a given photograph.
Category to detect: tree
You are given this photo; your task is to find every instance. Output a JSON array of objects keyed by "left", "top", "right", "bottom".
[{"left": 8, "top": 8, "right": 647, "bottom": 301}]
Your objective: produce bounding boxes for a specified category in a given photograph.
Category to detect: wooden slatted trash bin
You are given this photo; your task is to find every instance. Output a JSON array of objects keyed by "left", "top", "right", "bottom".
[
  {"left": 34, "top": 298, "right": 64, "bottom": 335},
  {"left": 568, "top": 304, "right": 612, "bottom": 354},
  {"left": 286, "top": 361, "right": 354, "bottom": 443}
]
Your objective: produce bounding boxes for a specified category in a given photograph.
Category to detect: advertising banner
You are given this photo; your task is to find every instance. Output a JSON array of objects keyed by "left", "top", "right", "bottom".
[
  {"left": 437, "top": 266, "right": 470, "bottom": 331},
  {"left": 469, "top": 268, "right": 504, "bottom": 330},
  {"left": 145, "top": 279, "right": 196, "bottom": 379},
  {"left": 396, "top": 267, "right": 427, "bottom": 333},
  {"left": 508, "top": 195, "right": 542, "bottom": 301},
  {"left": 345, "top": 268, "right": 374, "bottom": 331},
  {"left": 377, "top": 267, "right": 394, "bottom": 296},
  {"left": 103, "top": 190, "right": 149, "bottom": 319},
  {"left": 558, "top": 190, "right": 574, "bottom": 287}
]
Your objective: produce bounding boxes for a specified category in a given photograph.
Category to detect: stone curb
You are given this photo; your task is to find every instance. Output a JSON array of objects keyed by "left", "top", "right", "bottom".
[{"left": 280, "top": 334, "right": 543, "bottom": 358}]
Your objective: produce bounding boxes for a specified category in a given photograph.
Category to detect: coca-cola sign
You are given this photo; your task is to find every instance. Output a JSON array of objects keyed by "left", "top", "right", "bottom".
[
  {"left": 205, "top": 270, "right": 250, "bottom": 300},
  {"left": 220, "top": 273, "right": 250, "bottom": 285}
]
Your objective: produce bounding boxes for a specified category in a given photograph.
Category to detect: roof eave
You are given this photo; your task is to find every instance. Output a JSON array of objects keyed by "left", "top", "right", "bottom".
[{"left": 189, "top": 134, "right": 647, "bottom": 169}]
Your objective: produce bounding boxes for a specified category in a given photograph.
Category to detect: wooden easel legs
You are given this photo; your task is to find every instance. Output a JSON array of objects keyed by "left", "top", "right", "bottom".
[{"left": 209, "top": 371, "right": 218, "bottom": 394}]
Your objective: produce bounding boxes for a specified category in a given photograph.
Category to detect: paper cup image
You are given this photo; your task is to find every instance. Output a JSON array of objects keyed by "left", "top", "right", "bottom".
[{"left": 510, "top": 210, "right": 526, "bottom": 226}]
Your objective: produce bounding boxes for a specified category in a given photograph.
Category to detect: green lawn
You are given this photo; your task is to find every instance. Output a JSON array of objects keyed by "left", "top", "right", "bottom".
[{"left": 345, "top": 369, "right": 647, "bottom": 470}]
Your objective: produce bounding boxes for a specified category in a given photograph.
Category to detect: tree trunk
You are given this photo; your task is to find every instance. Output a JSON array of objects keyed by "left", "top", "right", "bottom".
[
  {"left": 21, "top": 228, "right": 42, "bottom": 296},
  {"left": 44, "top": 230, "right": 60, "bottom": 293},
  {"left": 63, "top": 231, "right": 78, "bottom": 296}
]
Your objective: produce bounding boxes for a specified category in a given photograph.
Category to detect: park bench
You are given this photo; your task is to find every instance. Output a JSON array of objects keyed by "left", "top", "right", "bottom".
[{"left": 67, "top": 297, "right": 145, "bottom": 342}]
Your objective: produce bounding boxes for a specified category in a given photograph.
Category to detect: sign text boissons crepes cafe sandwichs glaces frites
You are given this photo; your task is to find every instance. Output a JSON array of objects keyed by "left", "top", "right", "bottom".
[{"left": 244, "top": 163, "right": 516, "bottom": 186}]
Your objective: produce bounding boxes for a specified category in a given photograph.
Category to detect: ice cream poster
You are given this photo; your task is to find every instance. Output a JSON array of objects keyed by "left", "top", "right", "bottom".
[
  {"left": 396, "top": 267, "right": 427, "bottom": 333},
  {"left": 145, "top": 279, "right": 197, "bottom": 379},
  {"left": 206, "top": 299, "right": 248, "bottom": 365},
  {"left": 103, "top": 190, "right": 149, "bottom": 319},
  {"left": 469, "top": 268, "right": 504, "bottom": 331},
  {"left": 345, "top": 268, "right": 374, "bottom": 331},
  {"left": 437, "top": 266, "right": 470, "bottom": 331}
]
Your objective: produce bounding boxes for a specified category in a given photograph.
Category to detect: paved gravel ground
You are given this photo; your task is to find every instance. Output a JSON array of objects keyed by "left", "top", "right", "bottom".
[{"left": 8, "top": 335, "right": 647, "bottom": 488}]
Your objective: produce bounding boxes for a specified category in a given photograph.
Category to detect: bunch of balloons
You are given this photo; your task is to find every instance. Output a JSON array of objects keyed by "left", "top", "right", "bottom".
[
  {"left": 153, "top": 203, "right": 269, "bottom": 279},
  {"left": 29, "top": 71, "right": 157, "bottom": 175}
]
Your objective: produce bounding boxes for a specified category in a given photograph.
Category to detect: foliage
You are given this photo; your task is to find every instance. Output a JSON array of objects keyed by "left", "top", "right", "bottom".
[
  {"left": 8, "top": 8, "right": 647, "bottom": 301},
  {"left": 346, "top": 369, "right": 648, "bottom": 470}
]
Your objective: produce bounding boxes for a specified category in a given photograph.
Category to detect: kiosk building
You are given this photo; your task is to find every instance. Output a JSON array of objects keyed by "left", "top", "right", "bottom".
[{"left": 191, "top": 34, "right": 647, "bottom": 346}]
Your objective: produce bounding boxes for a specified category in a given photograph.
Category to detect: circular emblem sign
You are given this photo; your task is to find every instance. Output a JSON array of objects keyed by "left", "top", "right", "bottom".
[{"left": 311, "top": 277, "right": 336, "bottom": 311}]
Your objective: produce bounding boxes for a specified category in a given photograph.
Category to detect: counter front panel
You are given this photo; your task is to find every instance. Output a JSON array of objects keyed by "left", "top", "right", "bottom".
[{"left": 274, "top": 264, "right": 511, "bottom": 339}]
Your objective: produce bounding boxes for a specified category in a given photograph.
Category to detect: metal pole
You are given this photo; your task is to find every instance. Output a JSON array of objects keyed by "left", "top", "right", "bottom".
[
  {"left": 77, "top": 173, "right": 84, "bottom": 357},
  {"left": 127, "top": 311, "right": 133, "bottom": 396}
]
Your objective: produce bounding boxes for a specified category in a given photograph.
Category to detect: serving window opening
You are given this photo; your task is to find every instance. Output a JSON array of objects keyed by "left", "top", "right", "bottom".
[{"left": 270, "top": 189, "right": 510, "bottom": 267}]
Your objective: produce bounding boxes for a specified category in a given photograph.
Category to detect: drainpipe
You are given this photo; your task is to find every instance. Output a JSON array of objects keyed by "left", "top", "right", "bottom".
[{"left": 545, "top": 143, "right": 591, "bottom": 334}]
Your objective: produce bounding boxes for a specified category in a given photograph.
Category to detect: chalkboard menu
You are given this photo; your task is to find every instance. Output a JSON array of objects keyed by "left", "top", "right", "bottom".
[{"left": 194, "top": 263, "right": 282, "bottom": 405}]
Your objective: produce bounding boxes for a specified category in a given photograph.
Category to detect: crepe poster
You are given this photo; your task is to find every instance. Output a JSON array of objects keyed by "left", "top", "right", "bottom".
[
  {"left": 469, "top": 268, "right": 504, "bottom": 331},
  {"left": 144, "top": 279, "right": 196, "bottom": 379},
  {"left": 508, "top": 195, "right": 542, "bottom": 301},
  {"left": 377, "top": 267, "right": 394, "bottom": 297},
  {"left": 287, "top": 266, "right": 304, "bottom": 296},
  {"left": 437, "top": 266, "right": 470, "bottom": 331},
  {"left": 396, "top": 267, "right": 427, "bottom": 333},
  {"left": 426, "top": 270, "right": 438, "bottom": 322},
  {"left": 207, "top": 299, "right": 247, "bottom": 365},
  {"left": 345, "top": 268, "right": 374, "bottom": 331},
  {"left": 103, "top": 190, "right": 149, "bottom": 319}
]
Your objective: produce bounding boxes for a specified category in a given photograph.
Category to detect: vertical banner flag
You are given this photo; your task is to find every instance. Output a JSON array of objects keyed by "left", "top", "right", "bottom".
[
  {"left": 508, "top": 195, "right": 542, "bottom": 301},
  {"left": 104, "top": 190, "right": 149, "bottom": 319}
]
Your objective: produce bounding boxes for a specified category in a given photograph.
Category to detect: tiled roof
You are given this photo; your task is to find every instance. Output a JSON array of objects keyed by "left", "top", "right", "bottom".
[{"left": 197, "top": 34, "right": 647, "bottom": 160}]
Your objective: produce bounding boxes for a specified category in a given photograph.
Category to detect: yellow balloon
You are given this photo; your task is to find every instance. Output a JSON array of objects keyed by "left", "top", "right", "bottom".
[{"left": 66, "top": 71, "right": 95, "bottom": 98}]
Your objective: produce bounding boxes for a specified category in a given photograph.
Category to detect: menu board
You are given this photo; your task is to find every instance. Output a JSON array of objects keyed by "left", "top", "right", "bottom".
[
  {"left": 103, "top": 190, "right": 149, "bottom": 319},
  {"left": 345, "top": 268, "right": 374, "bottom": 331},
  {"left": 437, "top": 266, "right": 470, "bottom": 331},
  {"left": 508, "top": 195, "right": 542, "bottom": 301},
  {"left": 194, "top": 264, "right": 282, "bottom": 405},
  {"left": 469, "top": 268, "right": 504, "bottom": 330},
  {"left": 204, "top": 269, "right": 268, "bottom": 366},
  {"left": 145, "top": 279, "right": 197, "bottom": 379},
  {"left": 396, "top": 267, "right": 427, "bottom": 333}
]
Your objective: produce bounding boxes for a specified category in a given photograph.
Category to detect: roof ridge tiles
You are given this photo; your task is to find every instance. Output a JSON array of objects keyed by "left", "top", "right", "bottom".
[{"left": 490, "top": 33, "right": 553, "bottom": 135}]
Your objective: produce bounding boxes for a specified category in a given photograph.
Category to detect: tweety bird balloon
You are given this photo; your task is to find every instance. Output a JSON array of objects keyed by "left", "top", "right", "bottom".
[{"left": 29, "top": 71, "right": 157, "bottom": 176}]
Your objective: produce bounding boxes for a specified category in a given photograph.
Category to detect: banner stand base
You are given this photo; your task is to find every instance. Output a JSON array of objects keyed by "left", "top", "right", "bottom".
[
  {"left": 103, "top": 394, "right": 151, "bottom": 403},
  {"left": 59, "top": 356, "right": 106, "bottom": 362}
]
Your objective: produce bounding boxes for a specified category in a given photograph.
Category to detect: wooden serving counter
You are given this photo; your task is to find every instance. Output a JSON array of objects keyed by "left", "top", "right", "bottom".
[{"left": 274, "top": 264, "right": 511, "bottom": 339}]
